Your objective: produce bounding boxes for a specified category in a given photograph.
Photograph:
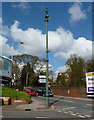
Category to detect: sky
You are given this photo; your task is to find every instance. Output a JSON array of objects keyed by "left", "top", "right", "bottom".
[{"left": 0, "top": 2, "right": 93, "bottom": 78}]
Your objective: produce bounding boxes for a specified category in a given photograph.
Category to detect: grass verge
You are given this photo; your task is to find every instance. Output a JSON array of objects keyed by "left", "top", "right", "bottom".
[{"left": 1, "top": 86, "right": 31, "bottom": 103}]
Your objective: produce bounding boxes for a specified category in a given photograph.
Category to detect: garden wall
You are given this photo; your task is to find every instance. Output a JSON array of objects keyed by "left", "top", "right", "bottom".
[{"left": 51, "top": 87, "right": 87, "bottom": 98}]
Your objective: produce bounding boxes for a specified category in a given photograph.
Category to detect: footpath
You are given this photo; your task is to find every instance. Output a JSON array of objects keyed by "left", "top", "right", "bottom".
[{"left": 2, "top": 97, "right": 56, "bottom": 111}]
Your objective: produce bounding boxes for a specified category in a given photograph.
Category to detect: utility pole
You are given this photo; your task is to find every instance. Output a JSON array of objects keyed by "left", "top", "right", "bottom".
[{"left": 45, "top": 8, "right": 50, "bottom": 107}]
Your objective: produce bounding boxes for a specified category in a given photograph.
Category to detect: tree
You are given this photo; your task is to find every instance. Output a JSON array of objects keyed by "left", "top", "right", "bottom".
[
  {"left": 13, "top": 54, "right": 39, "bottom": 69},
  {"left": 56, "top": 73, "right": 67, "bottom": 87},
  {"left": 20, "top": 62, "right": 35, "bottom": 86},
  {"left": 86, "top": 60, "right": 94, "bottom": 72},
  {"left": 34, "top": 58, "right": 46, "bottom": 74},
  {"left": 65, "top": 54, "right": 85, "bottom": 87},
  {"left": 13, "top": 54, "right": 39, "bottom": 86}
]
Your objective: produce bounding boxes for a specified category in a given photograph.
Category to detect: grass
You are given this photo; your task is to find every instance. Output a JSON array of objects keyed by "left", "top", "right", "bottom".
[{"left": 1, "top": 86, "right": 31, "bottom": 103}]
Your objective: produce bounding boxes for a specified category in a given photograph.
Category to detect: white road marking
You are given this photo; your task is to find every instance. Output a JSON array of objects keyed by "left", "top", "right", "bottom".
[
  {"left": 84, "top": 106, "right": 87, "bottom": 107},
  {"left": 85, "top": 115, "right": 91, "bottom": 117},
  {"left": 58, "top": 110, "right": 62, "bottom": 112},
  {"left": 62, "top": 109, "right": 66, "bottom": 111},
  {"left": 70, "top": 113, "right": 76, "bottom": 116},
  {"left": 87, "top": 104, "right": 92, "bottom": 106},
  {"left": 64, "top": 100, "right": 74, "bottom": 103},
  {"left": 78, "top": 115, "right": 86, "bottom": 118},
  {"left": 64, "top": 107, "right": 71, "bottom": 110},
  {"left": 61, "top": 100, "right": 74, "bottom": 103},
  {"left": 64, "top": 111, "right": 69, "bottom": 114},
  {"left": 70, "top": 107, "right": 76, "bottom": 109},
  {"left": 68, "top": 111, "right": 73, "bottom": 114},
  {"left": 76, "top": 113, "right": 80, "bottom": 115},
  {"left": 36, "top": 117, "right": 49, "bottom": 118}
]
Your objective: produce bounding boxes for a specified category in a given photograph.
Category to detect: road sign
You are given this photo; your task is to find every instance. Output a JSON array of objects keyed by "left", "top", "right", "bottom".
[
  {"left": 86, "top": 72, "right": 94, "bottom": 97},
  {"left": 39, "top": 75, "right": 46, "bottom": 79},
  {"left": 38, "top": 79, "right": 46, "bottom": 83}
]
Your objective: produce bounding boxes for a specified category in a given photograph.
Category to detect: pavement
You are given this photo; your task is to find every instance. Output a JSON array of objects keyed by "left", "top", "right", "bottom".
[
  {"left": 55, "top": 95, "right": 94, "bottom": 102},
  {"left": 2, "top": 97, "right": 56, "bottom": 111}
]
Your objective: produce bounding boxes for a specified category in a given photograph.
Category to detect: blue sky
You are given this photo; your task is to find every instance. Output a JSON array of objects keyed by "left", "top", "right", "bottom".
[{"left": 0, "top": 2, "right": 92, "bottom": 76}]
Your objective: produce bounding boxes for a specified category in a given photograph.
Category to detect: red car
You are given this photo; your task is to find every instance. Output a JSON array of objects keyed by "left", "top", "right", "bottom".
[{"left": 23, "top": 88, "right": 37, "bottom": 96}]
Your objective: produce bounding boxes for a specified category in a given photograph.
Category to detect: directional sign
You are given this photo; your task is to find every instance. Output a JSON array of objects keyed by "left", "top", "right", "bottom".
[
  {"left": 38, "top": 79, "right": 46, "bottom": 83},
  {"left": 39, "top": 75, "right": 46, "bottom": 79}
]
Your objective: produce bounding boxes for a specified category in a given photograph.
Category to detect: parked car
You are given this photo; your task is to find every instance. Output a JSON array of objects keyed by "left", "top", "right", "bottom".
[
  {"left": 23, "top": 88, "right": 37, "bottom": 96},
  {"left": 37, "top": 88, "right": 54, "bottom": 97}
]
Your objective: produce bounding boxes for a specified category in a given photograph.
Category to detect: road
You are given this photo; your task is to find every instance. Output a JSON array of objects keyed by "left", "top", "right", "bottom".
[
  {"left": 36, "top": 95, "right": 94, "bottom": 119},
  {"left": 2, "top": 96, "right": 94, "bottom": 119}
]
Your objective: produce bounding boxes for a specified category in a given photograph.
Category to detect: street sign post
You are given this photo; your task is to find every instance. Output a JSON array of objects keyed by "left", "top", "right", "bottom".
[
  {"left": 44, "top": 8, "right": 50, "bottom": 107},
  {"left": 38, "top": 79, "right": 46, "bottom": 83},
  {"left": 39, "top": 75, "right": 46, "bottom": 79}
]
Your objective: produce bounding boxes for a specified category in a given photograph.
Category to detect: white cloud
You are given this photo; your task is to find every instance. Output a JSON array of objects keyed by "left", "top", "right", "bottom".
[
  {"left": 11, "top": 20, "right": 45, "bottom": 55},
  {"left": 11, "top": 21, "right": 74, "bottom": 55},
  {"left": 57, "top": 65, "right": 67, "bottom": 72},
  {"left": 1, "top": 20, "right": 92, "bottom": 62},
  {"left": 12, "top": 2, "right": 31, "bottom": 15},
  {"left": 0, "top": 17, "right": 10, "bottom": 37},
  {"left": 54, "top": 37, "right": 92, "bottom": 60},
  {"left": 12, "top": 3, "right": 31, "bottom": 10},
  {"left": 68, "top": 3, "right": 87, "bottom": 23},
  {"left": 0, "top": 18, "right": 2, "bottom": 24},
  {"left": 48, "top": 27, "right": 74, "bottom": 52},
  {"left": 0, "top": 35, "right": 19, "bottom": 56}
]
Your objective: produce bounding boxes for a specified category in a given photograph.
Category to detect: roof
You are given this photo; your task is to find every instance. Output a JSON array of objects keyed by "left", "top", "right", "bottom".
[{"left": 0, "top": 56, "right": 12, "bottom": 62}]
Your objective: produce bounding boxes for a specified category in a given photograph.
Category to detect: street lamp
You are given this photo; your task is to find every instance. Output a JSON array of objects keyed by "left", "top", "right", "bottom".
[
  {"left": 44, "top": 8, "right": 50, "bottom": 107},
  {"left": 20, "top": 42, "right": 24, "bottom": 44}
]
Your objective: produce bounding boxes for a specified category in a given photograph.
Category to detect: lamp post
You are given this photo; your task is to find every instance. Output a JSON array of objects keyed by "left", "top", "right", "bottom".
[{"left": 45, "top": 8, "right": 50, "bottom": 107}]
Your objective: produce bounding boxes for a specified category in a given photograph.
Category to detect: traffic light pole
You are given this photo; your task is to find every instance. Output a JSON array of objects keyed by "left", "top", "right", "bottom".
[{"left": 45, "top": 8, "right": 50, "bottom": 107}]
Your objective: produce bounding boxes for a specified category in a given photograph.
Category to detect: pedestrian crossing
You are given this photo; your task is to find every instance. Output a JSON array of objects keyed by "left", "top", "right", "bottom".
[{"left": 57, "top": 107, "right": 92, "bottom": 119}]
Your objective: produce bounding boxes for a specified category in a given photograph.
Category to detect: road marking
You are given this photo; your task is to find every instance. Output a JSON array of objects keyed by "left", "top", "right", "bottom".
[
  {"left": 36, "top": 117, "right": 49, "bottom": 118},
  {"left": 68, "top": 111, "right": 73, "bottom": 114},
  {"left": 58, "top": 110, "right": 62, "bottom": 112},
  {"left": 85, "top": 115, "right": 91, "bottom": 117},
  {"left": 84, "top": 106, "right": 87, "bottom": 107},
  {"left": 76, "top": 113, "right": 80, "bottom": 115},
  {"left": 86, "top": 103, "right": 94, "bottom": 107},
  {"left": 87, "top": 104, "right": 92, "bottom": 106},
  {"left": 78, "top": 115, "right": 86, "bottom": 118},
  {"left": 70, "top": 113, "right": 76, "bottom": 116},
  {"left": 64, "top": 111, "right": 69, "bottom": 114},
  {"left": 70, "top": 107, "right": 76, "bottom": 109},
  {"left": 62, "top": 109, "right": 66, "bottom": 111},
  {"left": 64, "top": 107, "right": 71, "bottom": 110},
  {"left": 63, "top": 100, "right": 74, "bottom": 103}
]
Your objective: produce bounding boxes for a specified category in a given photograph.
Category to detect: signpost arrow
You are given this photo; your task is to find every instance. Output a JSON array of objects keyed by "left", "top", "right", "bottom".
[{"left": 38, "top": 79, "right": 46, "bottom": 83}]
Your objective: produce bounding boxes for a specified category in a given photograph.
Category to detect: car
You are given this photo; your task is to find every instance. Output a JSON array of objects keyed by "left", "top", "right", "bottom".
[
  {"left": 23, "top": 88, "right": 37, "bottom": 96},
  {"left": 37, "top": 88, "right": 54, "bottom": 97}
]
